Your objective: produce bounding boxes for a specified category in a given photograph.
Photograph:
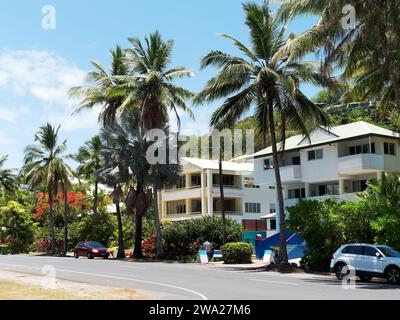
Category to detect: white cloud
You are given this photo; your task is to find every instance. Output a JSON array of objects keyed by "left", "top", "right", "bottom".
[
  {"left": 0, "top": 49, "right": 101, "bottom": 132},
  {"left": 0, "top": 49, "right": 86, "bottom": 107},
  {"left": 0, "top": 108, "right": 16, "bottom": 122}
]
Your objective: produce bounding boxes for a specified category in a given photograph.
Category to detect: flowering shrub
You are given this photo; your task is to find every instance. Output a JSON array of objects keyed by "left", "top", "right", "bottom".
[
  {"left": 142, "top": 235, "right": 157, "bottom": 255},
  {"left": 35, "top": 237, "right": 52, "bottom": 253}
]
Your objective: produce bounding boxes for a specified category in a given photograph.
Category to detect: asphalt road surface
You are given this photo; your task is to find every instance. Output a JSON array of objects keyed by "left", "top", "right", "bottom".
[{"left": 0, "top": 255, "right": 399, "bottom": 300}]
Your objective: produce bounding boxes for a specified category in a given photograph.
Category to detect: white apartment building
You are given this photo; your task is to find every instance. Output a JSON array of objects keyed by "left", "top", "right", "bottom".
[
  {"left": 252, "top": 121, "right": 400, "bottom": 231},
  {"left": 158, "top": 157, "right": 276, "bottom": 232}
]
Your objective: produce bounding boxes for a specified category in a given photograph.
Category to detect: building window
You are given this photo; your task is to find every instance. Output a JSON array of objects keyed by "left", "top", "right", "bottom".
[
  {"left": 167, "top": 200, "right": 186, "bottom": 215},
  {"left": 349, "top": 143, "right": 375, "bottom": 155},
  {"left": 244, "top": 177, "right": 260, "bottom": 188},
  {"left": 384, "top": 142, "right": 395, "bottom": 155},
  {"left": 263, "top": 159, "right": 273, "bottom": 170},
  {"left": 191, "top": 200, "right": 202, "bottom": 213},
  {"left": 292, "top": 156, "right": 301, "bottom": 165},
  {"left": 245, "top": 203, "right": 261, "bottom": 213},
  {"left": 269, "top": 219, "right": 277, "bottom": 231},
  {"left": 308, "top": 149, "right": 323, "bottom": 161},
  {"left": 288, "top": 188, "right": 306, "bottom": 199},
  {"left": 213, "top": 174, "right": 235, "bottom": 187},
  {"left": 191, "top": 174, "right": 201, "bottom": 187},
  {"left": 176, "top": 176, "right": 186, "bottom": 189},
  {"left": 352, "top": 180, "right": 368, "bottom": 192},
  {"left": 318, "top": 183, "right": 339, "bottom": 196},
  {"left": 269, "top": 203, "right": 276, "bottom": 214}
]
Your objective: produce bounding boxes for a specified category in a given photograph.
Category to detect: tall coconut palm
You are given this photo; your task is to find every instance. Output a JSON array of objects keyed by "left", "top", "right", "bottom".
[
  {"left": 0, "top": 156, "right": 16, "bottom": 194},
  {"left": 24, "top": 123, "right": 71, "bottom": 255},
  {"left": 69, "top": 45, "right": 129, "bottom": 126},
  {"left": 276, "top": 0, "right": 400, "bottom": 109},
  {"left": 120, "top": 31, "right": 195, "bottom": 132},
  {"left": 73, "top": 135, "right": 103, "bottom": 217},
  {"left": 195, "top": 2, "right": 331, "bottom": 263}
]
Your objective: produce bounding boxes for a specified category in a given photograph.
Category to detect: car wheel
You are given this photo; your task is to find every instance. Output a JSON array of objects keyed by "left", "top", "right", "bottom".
[
  {"left": 87, "top": 252, "right": 93, "bottom": 260},
  {"left": 103, "top": 254, "right": 109, "bottom": 260},
  {"left": 359, "top": 275, "right": 372, "bottom": 282},
  {"left": 74, "top": 252, "right": 79, "bottom": 259},
  {"left": 334, "top": 263, "right": 348, "bottom": 280},
  {"left": 385, "top": 266, "right": 400, "bottom": 285}
]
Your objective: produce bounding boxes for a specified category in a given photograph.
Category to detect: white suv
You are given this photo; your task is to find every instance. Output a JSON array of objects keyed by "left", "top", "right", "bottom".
[{"left": 330, "top": 243, "right": 400, "bottom": 285}]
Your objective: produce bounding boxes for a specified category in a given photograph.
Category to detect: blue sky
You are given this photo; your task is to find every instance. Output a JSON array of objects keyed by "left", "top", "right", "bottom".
[{"left": 0, "top": 0, "right": 320, "bottom": 169}]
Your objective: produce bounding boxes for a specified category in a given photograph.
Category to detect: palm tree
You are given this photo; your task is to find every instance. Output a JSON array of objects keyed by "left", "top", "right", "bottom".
[
  {"left": 73, "top": 135, "right": 103, "bottom": 217},
  {"left": 69, "top": 45, "right": 129, "bottom": 126},
  {"left": 98, "top": 138, "right": 131, "bottom": 259},
  {"left": 361, "top": 173, "right": 400, "bottom": 205},
  {"left": 120, "top": 31, "right": 195, "bottom": 132},
  {"left": 276, "top": 0, "right": 400, "bottom": 109},
  {"left": 0, "top": 156, "right": 15, "bottom": 194},
  {"left": 195, "top": 2, "right": 330, "bottom": 263},
  {"left": 57, "top": 164, "right": 75, "bottom": 256},
  {"left": 150, "top": 162, "right": 182, "bottom": 258},
  {"left": 23, "top": 123, "right": 70, "bottom": 255},
  {"left": 100, "top": 108, "right": 152, "bottom": 259}
]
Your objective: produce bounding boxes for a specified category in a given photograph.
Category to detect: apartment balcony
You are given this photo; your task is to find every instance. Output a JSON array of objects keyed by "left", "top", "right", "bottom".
[
  {"left": 161, "top": 188, "right": 202, "bottom": 201},
  {"left": 338, "top": 153, "right": 384, "bottom": 175},
  {"left": 284, "top": 192, "right": 360, "bottom": 209},
  {"left": 261, "top": 165, "right": 302, "bottom": 185}
]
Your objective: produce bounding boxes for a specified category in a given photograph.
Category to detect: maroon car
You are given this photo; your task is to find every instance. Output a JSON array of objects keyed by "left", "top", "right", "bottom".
[{"left": 74, "top": 241, "right": 109, "bottom": 259}]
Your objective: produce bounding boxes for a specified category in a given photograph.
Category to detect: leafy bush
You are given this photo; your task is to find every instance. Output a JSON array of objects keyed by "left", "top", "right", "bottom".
[
  {"left": 0, "top": 201, "right": 37, "bottom": 253},
  {"left": 77, "top": 209, "right": 116, "bottom": 247},
  {"left": 142, "top": 235, "right": 157, "bottom": 255},
  {"left": 161, "top": 216, "right": 242, "bottom": 258},
  {"left": 35, "top": 237, "right": 52, "bottom": 253},
  {"left": 221, "top": 242, "right": 252, "bottom": 264}
]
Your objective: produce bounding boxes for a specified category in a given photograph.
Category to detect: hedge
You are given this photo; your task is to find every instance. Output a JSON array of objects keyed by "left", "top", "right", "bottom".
[{"left": 221, "top": 242, "right": 252, "bottom": 264}]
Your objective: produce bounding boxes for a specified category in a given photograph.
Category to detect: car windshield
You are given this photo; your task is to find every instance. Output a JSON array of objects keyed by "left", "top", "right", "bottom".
[
  {"left": 377, "top": 246, "right": 400, "bottom": 258},
  {"left": 89, "top": 242, "right": 105, "bottom": 248}
]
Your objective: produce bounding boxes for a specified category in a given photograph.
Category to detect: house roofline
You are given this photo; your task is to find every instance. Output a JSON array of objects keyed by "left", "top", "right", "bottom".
[{"left": 253, "top": 133, "right": 400, "bottom": 159}]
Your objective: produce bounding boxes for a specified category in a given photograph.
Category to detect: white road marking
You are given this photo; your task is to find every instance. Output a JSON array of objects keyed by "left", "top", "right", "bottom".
[
  {"left": 0, "top": 262, "right": 207, "bottom": 300},
  {"left": 249, "top": 278, "right": 299, "bottom": 286}
]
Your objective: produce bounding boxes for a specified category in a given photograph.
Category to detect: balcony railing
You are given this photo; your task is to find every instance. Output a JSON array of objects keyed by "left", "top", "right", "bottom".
[{"left": 338, "top": 153, "right": 384, "bottom": 174}]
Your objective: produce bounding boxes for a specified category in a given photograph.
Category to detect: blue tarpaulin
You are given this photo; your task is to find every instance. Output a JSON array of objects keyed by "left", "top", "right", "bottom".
[{"left": 255, "top": 231, "right": 306, "bottom": 260}]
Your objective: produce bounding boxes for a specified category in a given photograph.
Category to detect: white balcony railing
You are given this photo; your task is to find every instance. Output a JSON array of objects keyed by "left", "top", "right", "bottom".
[
  {"left": 262, "top": 165, "right": 302, "bottom": 184},
  {"left": 338, "top": 153, "right": 384, "bottom": 174}
]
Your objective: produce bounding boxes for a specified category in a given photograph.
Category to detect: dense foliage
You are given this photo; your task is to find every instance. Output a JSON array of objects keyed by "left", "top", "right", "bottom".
[
  {"left": 161, "top": 216, "right": 243, "bottom": 259},
  {"left": 287, "top": 174, "right": 400, "bottom": 271},
  {"left": 221, "top": 242, "right": 252, "bottom": 264}
]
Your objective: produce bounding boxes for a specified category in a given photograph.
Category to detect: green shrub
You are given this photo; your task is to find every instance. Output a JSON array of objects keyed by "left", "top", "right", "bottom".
[
  {"left": 161, "top": 216, "right": 243, "bottom": 258},
  {"left": 221, "top": 242, "right": 252, "bottom": 264},
  {"left": 0, "top": 201, "right": 37, "bottom": 253}
]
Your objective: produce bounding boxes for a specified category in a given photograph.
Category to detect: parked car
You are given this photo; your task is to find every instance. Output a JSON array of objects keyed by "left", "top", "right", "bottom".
[
  {"left": 74, "top": 241, "right": 109, "bottom": 259},
  {"left": 330, "top": 243, "right": 400, "bottom": 284}
]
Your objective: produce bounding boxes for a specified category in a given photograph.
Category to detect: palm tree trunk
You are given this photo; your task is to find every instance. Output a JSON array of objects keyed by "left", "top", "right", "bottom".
[
  {"left": 133, "top": 209, "right": 144, "bottom": 259},
  {"left": 93, "top": 175, "right": 99, "bottom": 216},
  {"left": 267, "top": 103, "right": 288, "bottom": 264},
  {"left": 115, "top": 199, "right": 125, "bottom": 259},
  {"left": 390, "top": 73, "right": 400, "bottom": 110},
  {"left": 219, "top": 150, "right": 227, "bottom": 245},
  {"left": 48, "top": 188, "right": 56, "bottom": 255},
  {"left": 152, "top": 184, "right": 164, "bottom": 258},
  {"left": 63, "top": 189, "right": 68, "bottom": 256}
]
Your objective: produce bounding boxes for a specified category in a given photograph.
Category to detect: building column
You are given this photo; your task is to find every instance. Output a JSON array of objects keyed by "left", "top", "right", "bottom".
[
  {"left": 339, "top": 178, "right": 345, "bottom": 194},
  {"left": 200, "top": 170, "right": 206, "bottom": 215},
  {"left": 186, "top": 198, "right": 190, "bottom": 215},
  {"left": 377, "top": 171, "right": 383, "bottom": 180},
  {"left": 206, "top": 169, "right": 213, "bottom": 215},
  {"left": 185, "top": 173, "right": 190, "bottom": 189},
  {"left": 305, "top": 183, "right": 311, "bottom": 198}
]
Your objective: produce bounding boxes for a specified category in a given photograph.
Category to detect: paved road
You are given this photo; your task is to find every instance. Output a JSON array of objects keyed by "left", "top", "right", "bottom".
[{"left": 0, "top": 255, "right": 399, "bottom": 299}]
